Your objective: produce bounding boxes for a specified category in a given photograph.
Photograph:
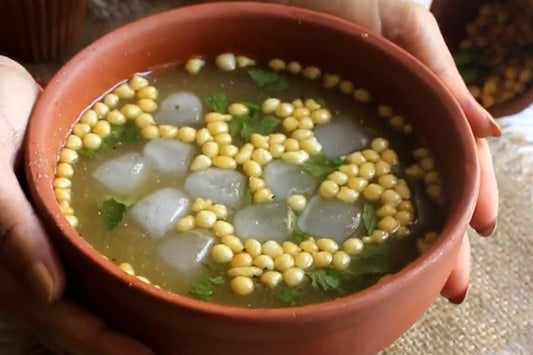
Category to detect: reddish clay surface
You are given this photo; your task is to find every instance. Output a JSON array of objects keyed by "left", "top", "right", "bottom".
[
  {"left": 430, "top": 0, "right": 533, "bottom": 117},
  {"left": 25, "top": 3, "right": 479, "bottom": 355}
]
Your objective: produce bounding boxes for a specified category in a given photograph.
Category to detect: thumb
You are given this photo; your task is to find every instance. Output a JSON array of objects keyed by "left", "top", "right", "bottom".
[
  {"left": 0, "top": 56, "right": 64, "bottom": 303},
  {"left": 0, "top": 169, "right": 65, "bottom": 303}
]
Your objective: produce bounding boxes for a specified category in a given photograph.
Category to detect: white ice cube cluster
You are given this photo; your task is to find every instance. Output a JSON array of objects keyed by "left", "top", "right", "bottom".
[
  {"left": 93, "top": 139, "right": 196, "bottom": 197},
  {"left": 157, "top": 229, "right": 215, "bottom": 278},
  {"left": 155, "top": 91, "right": 203, "bottom": 127},
  {"left": 314, "top": 113, "right": 369, "bottom": 158}
]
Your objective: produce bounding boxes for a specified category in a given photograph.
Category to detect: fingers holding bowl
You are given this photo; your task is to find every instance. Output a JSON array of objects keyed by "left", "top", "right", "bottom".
[
  {"left": 470, "top": 138, "right": 498, "bottom": 236},
  {"left": 0, "top": 171, "right": 65, "bottom": 303},
  {"left": 0, "top": 267, "right": 152, "bottom": 355},
  {"left": 440, "top": 232, "right": 470, "bottom": 304},
  {"left": 0, "top": 56, "right": 64, "bottom": 303}
]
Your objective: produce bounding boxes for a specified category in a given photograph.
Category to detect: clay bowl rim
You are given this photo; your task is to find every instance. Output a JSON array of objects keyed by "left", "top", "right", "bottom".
[
  {"left": 430, "top": 0, "right": 533, "bottom": 118},
  {"left": 26, "top": 2, "right": 479, "bottom": 322}
]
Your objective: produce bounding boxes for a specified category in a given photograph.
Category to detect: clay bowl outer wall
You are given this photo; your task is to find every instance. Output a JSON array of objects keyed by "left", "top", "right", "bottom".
[
  {"left": 430, "top": 0, "right": 533, "bottom": 117},
  {"left": 25, "top": 3, "right": 479, "bottom": 355}
]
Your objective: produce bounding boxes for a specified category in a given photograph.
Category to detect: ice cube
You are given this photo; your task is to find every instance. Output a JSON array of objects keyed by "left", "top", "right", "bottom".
[
  {"left": 143, "top": 139, "right": 196, "bottom": 176},
  {"left": 157, "top": 230, "right": 215, "bottom": 278},
  {"left": 314, "top": 114, "right": 369, "bottom": 158},
  {"left": 128, "top": 188, "right": 190, "bottom": 239},
  {"left": 184, "top": 168, "right": 246, "bottom": 209},
  {"left": 297, "top": 196, "right": 361, "bottom": 243},
  {"left": 233, "top": 202, "right": 294, "bottom": 243},
  {"left": 155, "top": 91, "right": 203, "bottom": 127},
  {"left": 93, "top": 152, "right": 150, "bottom": 195},
  {"left": 263, "top": 160, "right": 316, "bottom": 199}
]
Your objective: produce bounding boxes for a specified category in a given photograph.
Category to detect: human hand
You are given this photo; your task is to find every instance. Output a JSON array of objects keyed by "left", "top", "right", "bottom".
[
  {"left": 268, "top": 0, "right": 500, "bottom": 303},
  {"left": 0, "top": 56, "right": 152, "bottom": 355}
]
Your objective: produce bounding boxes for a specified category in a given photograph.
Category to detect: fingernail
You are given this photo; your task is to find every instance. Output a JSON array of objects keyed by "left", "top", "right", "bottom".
[
  {"left": 485, "top": 110, "right": 501, "bottom": 137},
  {"left": 449, "top": 286, "right": 468, "bottom": 305},
  {"left": 477, "top": 220, "right": 497, "bottom": 237},
  {"left": 26, "top": 262, "right": 55, "bottom": 303}
]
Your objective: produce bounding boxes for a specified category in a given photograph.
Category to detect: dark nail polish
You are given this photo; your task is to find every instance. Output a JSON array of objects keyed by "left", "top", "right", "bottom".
[
  {"left": 477, "top": 220, "right": 497, "bottom": 237},
  {"left": 449, "top": 287, "right": 468, "bottom": 305},
  {"left": 485, "top": 111, "right": 501, "bottom": 137}
]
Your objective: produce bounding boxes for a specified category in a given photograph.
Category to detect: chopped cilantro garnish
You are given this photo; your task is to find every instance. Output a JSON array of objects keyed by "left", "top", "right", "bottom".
[
  {"left": 228, "top": 112, "right": 281, "bottom": 142},
  {"left": 243, "top": 101, "right": 261, "bottom": 117},
  {"left": 206, "top": 92, "right": 228, "bottom": 113},
  {"left": 274, "top": 286, "right": 303, "bottom": 305},
  {"left": 98, "top": 198, "right": 127, "bottom": 230},
  {"left": 109, "top": 122, "right": 141, "bottom": 145},
  {"left": 358, "top": 243, "right": 390, "bottom": 259},
  {"left": 254, "top": 115, "right": 281, "bottom": 135},
  {"left": 189, "top": 276, "right": 225, "bottom": 301},
  {"left": 349, "top": 243, "right": 393, "bottom": 277},
  {"left": 228, "top": 114, "right": 253, "bottom": 140},
  {"left": 308, "top": 268, "right": 341, "bottom": 292},
  {"left": 391, "top": 161, "right": 406, "bottom": 177},
  {"left": 79, "top": 122, "right": 140, "bottom": 157},
  {"left": 292, "top": 226, "right": 310, "bottom": 242},
  {"left": 239, "top": 188, "right": 253, "bottom": 208},
  {"left": 362, "top": 203, "right": 378, "bottom": 235},
  {"left": 248, "top": 68, "right": 288, "bottom": 91},
  {"left": 301, "top": 153, "right": 344, "bottom": 180},
  {"left": 78, "top": 148, "right": 98, "bottom": 158},
  {"left": 316, "top": 98, "right": 328, "bottom": 109}
]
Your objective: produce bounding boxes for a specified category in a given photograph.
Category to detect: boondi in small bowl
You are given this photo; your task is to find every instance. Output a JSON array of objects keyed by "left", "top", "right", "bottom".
[{"left": 25, "top": 2, "right": 481, "bottom": 354}]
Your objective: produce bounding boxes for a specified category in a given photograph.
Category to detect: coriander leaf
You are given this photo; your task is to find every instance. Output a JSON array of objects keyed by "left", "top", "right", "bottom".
[
  {"left": 302, "top": 153, "right": 344, "bottom": 180},
  {"left": 362, "top": 203, "right": 378, "bottom": 235},
  {"left": 254, "top": 115, "right": 281, "bottom": 135},
  {"left": 106, "top": 122, "right": 141, "bottom": 147},
  {"left": 121, "top": 122, "right": 141, "bottom": 144},
  {"left": 240, "top": 122, "right": 256, "bottom": 141},
  {"left": 358, "top": 243, "right": 390, "bottom": 259},
  {"left": 243, "top": 101, "right": 261, "bottom": 117},
  {"left": 228, "top": 115, "right": 252, "bottom": 139},
  {"left": 189, "top": 276, "right": 225, "bottom": 301},
  {"left": 201, "top": 262, "right": 217, "bottom": 271},
  {"left": 316, "top": 98, "right": 328, "bottom": 109},
  {"left": 308, "top": 268, "right": 341, "bottom": 292},
  {"left": 391, "top": 161, "right": 406, "bottom": 177},
  {"left": 206, "top": 92, "right": 228, "bottom": 113},
  {"left": 248, "top": 68, "right": 288, "bottom": 91},
  {"left": 79, "top": 148, "right": 98, "bottom": 158},
  {"left": 349, "top": 261, "right": 393, "bottom": 277},
  {"left": 240, "top": 188, "right": 253, "bottom": 209},
  {"left": 98, "top": 199, "right": 127, "bottom": 230},
  {"left": 292, "top": 226, "right": 310, "bottom": 242},
  {"left": 274, "top": 286, "right": 303, "bottom": 305}
]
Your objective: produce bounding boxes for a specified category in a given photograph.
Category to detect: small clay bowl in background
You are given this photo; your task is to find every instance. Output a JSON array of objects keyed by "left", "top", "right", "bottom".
[
  {"left": 0, "top": 0, "right": 88, "bottom": 63},
  {"left": 25, "top": 3, "right": 479, "bottom": 355},
  {"left": 430, "top": 0, "right": 533, "bottom": 118}
]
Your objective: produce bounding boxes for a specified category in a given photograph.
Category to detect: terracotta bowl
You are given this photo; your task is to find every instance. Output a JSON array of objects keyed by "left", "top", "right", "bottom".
[
  {"left": 25, "top": 3, "right": 479, "bottom": 355},
  {"left": 430, "top": 0, "right": 533, "bottom": 118}
]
